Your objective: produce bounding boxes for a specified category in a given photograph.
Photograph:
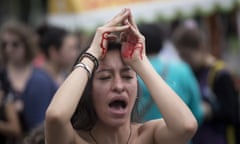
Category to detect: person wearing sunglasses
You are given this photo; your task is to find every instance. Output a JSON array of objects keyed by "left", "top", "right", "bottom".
[{"left": 0, "top": 20, "right": 57, "bottom": 138}]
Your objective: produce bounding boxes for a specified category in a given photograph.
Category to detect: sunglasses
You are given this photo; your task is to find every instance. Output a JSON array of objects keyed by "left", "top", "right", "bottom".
[{"left": 0, "top": 40, "right": 23, "bottom": 49}]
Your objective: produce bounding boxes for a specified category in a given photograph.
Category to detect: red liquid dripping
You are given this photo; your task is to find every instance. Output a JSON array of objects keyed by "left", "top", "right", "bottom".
[
  {"left": 122, "top": 40, "right": 143, "bottom": 60},
  {"left": 100, "top": 32, "right": 110, "bottom": 56}
]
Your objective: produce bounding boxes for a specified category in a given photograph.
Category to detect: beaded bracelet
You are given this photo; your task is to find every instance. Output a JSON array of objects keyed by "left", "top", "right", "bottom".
[
  {"left": 74, "top": 63, "right": 91, "bottom": 79},
  {"left": 78, "top": 52, "right": 99, "bottom": 70}
]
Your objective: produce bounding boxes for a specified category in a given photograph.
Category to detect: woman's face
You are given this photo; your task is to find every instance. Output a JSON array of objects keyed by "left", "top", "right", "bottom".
[
  {"left": 1, "top": 32, "right": 26, "bottom": 64},
  {"left": 92, "top": 49, "right": 138, "bottom": 127}
]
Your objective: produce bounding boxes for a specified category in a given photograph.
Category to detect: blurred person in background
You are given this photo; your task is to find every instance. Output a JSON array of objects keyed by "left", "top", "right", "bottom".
[
  {"left": 0, "top": 20, "right": 57, "bottom": 137},
  {"left": 137, "top": 23, "right": 203, "bottom": 128},
  {"left": 173, "top": 21, "right": 239, "bottom": 144},
  {"left": 0, "top": 68, "right": 21, "bottom": 144},
  {"left": 37, "top": 25, "right": 80, "bottom": 86},
  {"left": 157, "top": 22, "right": 182, "bottom": 62}
]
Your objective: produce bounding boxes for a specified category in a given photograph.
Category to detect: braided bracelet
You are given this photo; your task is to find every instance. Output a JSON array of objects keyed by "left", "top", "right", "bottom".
[
  {"left": 78, "top": 52, "right": 99, "bottom": 70},
  {"left": 74, "top": 63, "right": 91, "bottom": 79}
]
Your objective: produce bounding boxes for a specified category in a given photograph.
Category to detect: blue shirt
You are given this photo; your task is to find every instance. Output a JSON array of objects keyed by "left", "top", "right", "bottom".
[
  {"left": 138, "top": 56, "right": 203, "bottom": 124},
  {"left": 5, "top": 67, "right": 58, "bottom": 132}
]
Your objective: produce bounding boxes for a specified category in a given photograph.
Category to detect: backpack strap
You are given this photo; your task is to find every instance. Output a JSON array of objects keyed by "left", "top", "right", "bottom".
[
  {"left": 207, "top": 60, "right": 225, "bottom": 90},
  {"left": 207, "top": 60, "right": 236, "bottom": 144},
  {"left": 227, "top": 125, "right": 236, "bottom": 144}
]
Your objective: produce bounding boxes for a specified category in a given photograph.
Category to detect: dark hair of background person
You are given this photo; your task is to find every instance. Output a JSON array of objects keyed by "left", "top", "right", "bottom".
[
  {"left": 172, "top": 24, "right": 205, "bottom": 51},
  {"left": 138, "top": 23, "right": 166, "bottom": 55},
  {"left": 0, "top": 20, "right": 37, "bottom": 64},
  {"left": 0, "top": 68, "right": 10, "bottom": 96},
  {"left": 37, "top": 25, "right": 68, "bottom": 59},
  {"left": 71, "top": 41, "right": 140, "bottom": 131}
]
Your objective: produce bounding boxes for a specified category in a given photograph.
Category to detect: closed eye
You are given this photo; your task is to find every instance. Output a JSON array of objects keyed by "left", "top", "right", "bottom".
[
  {"left": 99, "top": 76, "right": 111, "bottom": 80},
  {"left": 122, "top": 75, "right": 133, "bottom": 80}
]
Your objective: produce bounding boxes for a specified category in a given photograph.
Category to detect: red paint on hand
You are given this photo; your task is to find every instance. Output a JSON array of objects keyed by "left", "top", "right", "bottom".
[
  {"left": 100, "top": 32, "right": 111, "bottom": 57},
  {"left": 122, "top": 40, "right": 143, "bottom": 60}
]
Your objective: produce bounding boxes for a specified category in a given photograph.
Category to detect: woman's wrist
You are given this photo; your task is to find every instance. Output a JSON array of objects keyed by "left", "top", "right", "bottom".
[
  {"left": 81, "top": 58, "right": 95, "bottom": 71},
  {"left": 74, "top": 48, "right": 99, "bottom": 77},
  {"left": 129, "top": 55, "right": 149, "bottom": 74},
  {"left": 86, "top": 46, "right": 102, "bottom": 60}
]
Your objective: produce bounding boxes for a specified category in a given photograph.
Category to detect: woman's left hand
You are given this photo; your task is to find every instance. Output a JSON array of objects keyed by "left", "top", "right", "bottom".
[{"left": 120, "top": 10, "right": 146, "bottom": 66}]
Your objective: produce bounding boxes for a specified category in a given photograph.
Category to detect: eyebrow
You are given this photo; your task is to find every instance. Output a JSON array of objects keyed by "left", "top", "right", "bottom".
[
  {"left": 96, "top": 68, "right": 112, "bottom": 74},
  {"left": 96, "top": 66, "right": 132, "bottom": 74},
  {"left": 121, "top": 67, "right": 132, "bottom": 73}
]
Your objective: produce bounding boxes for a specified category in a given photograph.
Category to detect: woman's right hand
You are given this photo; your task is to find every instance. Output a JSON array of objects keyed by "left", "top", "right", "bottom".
[{"left": 87, "top": 8, "right": 131, "bottom": 60}]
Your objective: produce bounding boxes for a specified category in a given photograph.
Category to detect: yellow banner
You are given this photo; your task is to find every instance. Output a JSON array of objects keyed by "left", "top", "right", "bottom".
[{"left": 48, "top": 0, "right": 154, "bottom": 14}]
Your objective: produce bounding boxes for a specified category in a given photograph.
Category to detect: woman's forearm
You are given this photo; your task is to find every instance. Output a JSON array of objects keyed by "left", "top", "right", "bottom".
[
  {"left": 0, "top": 121, "right": 21, "bottom": 137},
  {"left": 45, "top": 57, "right": 94, "bottom": 125},
  {"left": 134, "top": 56, "right": 197, "bottom": 133},
  {"left": 0, "top": 104, "right": 21, "bottom": 137}
]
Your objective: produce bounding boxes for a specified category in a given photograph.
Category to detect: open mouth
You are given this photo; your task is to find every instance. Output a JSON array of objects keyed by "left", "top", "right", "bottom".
[{"left": 109, "top": 100, "right": 127, "bottom": 109}]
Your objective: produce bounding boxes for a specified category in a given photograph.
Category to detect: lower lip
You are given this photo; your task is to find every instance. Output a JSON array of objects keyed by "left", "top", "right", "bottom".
[{"left": 108, "top": 106, "right": 128, "bottom": 117}]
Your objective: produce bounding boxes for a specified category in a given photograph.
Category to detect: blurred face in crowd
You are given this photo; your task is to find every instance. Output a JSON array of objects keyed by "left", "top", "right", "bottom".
[
  {"left": 92, "top": 49, "right": 138, "bottom": 127},
  {"left": 1, "top": 32, "right": 26, "bottom": 65},
  {"left": 58, "top": 34, "right": 79, "bottom": 69},
  {"left": 179, "top": 48, "right": 204, "bottom": 69},
  {"left": 178, "top": 47, "right": 205, "bottom": 70}
]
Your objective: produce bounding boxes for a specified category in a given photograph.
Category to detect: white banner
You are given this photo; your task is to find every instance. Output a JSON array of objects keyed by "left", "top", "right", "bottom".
[{"left": 47, "top": 0, "right": 236, "bottom": 30}]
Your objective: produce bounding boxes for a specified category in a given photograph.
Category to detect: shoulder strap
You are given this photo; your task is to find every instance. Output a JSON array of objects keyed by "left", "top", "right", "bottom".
[{"left": 207, "top": 61, "right": 237, "bottom": 144}]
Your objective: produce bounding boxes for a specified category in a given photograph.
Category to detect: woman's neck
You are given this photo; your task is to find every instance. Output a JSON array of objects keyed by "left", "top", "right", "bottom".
[
  {"left": 44, "top": 60, "right": 63, "bottom": 76},
  {"left": 90, "top": 122, "right": 132, "bottom": 144},
  {"left": 7, "top": 62, "right": 33, "bottom": 93},
  {"left": 7, "top": 61, "right": 30, "bottom": 72},
  {"left": 43, "top": 61, "right": 65, "bottom": 85}
]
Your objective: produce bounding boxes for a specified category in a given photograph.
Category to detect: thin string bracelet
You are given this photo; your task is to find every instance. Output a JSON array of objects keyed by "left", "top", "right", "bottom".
[{"left": 78, "top": 52, "right": 99, "bottom": 70}]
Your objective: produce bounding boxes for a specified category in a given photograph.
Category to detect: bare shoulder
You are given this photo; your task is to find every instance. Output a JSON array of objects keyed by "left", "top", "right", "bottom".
[
  {"left": 132, "top": 119, "right": 165, "bottom": 144},
  {"left": 72, "top": 120, "right": 166, "bottom": 144}
]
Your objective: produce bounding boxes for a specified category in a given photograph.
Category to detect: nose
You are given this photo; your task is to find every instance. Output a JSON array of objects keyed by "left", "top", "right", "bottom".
[{"left": 112, "top": 75, "right": 125, "bottom": 93}]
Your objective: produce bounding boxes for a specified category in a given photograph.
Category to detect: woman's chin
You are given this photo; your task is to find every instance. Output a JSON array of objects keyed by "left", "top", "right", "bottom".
[{"left": 100, "top": 116, "right": 129, "bottom": 128}]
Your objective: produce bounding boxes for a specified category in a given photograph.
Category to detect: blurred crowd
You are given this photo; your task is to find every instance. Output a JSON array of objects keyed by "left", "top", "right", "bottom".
[
  {"left": 0, "top": 20, "right": 85, "bottom": 144},
  {"left": 0, "top": 17, "right": 239, "bottom": 144}
]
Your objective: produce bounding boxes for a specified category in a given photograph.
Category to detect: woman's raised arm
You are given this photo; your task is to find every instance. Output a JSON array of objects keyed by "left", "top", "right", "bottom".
[
  {"left": 45, "top": 9, "right": 131, "bottom": 144},
  {"left": 134, "top": 56, "right": 197, "bottom": 144},
  {"left": 121, "top": 10, "right": 198, "bottom": 144}
]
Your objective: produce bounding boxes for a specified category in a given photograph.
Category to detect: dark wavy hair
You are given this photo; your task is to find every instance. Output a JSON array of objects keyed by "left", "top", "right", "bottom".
[
  {"left": 0, "top": 20, "right": 37, "bottom": 64},
  {"left": 172, "top": 24, "right": 204, "bottom": 51},
  {"left": 138, "top": 23, "right": 166, "bottom": 55},
  {"left": 37, "top": 25, "right": 68, "bottom": 59},
  {"left": 71, "top": 41, "right": 140, "bottom": 131}
]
